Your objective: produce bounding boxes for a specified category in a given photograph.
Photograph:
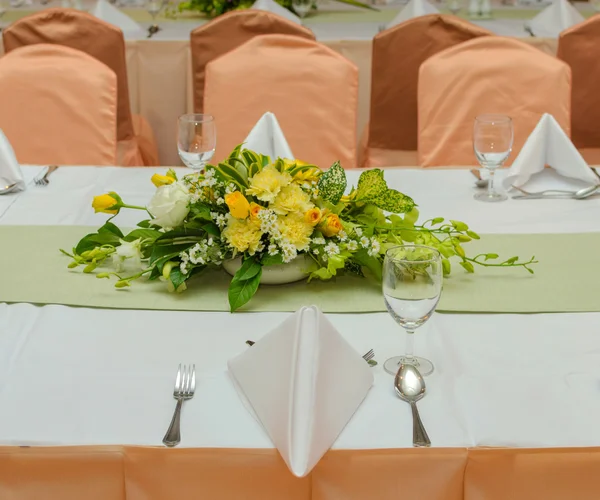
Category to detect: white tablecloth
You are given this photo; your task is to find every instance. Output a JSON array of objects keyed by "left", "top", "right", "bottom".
[{"left": 1, "top": 166, "right": 600, "bottom": 450}]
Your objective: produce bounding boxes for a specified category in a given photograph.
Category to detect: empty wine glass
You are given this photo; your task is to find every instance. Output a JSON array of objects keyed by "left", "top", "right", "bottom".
[
  {"left": 383, "top": 245, "right": 443, "bottom": 377},
  {"left": 177, "top": 114, "right": 216, "bottom": 169},
  {"left": 146, "top": 0, "right": 163, "bottom": 37},
  {"left": 473, "top": 114, "right": 513, "bottom": 202},
  {"left": 292, "top": 0, "right": 312, "bottom": 18}
]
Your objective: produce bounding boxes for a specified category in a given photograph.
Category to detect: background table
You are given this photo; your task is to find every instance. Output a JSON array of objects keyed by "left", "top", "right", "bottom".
[{"left": 1, "top": 166, "right": 600, "bottom": 498}]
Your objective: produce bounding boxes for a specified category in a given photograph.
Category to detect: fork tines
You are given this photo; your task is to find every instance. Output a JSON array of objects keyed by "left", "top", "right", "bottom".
[
  {"left": 362, "top": 349, "right": 375, "bottom": 362},
  {"left": 175, "top": 363, "right": 196, "bottom": 398}
]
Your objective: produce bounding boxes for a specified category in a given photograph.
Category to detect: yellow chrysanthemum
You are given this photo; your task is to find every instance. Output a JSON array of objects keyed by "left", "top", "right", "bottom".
[
  {"left": 270, "top": 183, "right": 313, "bottom": 215},
  {"left": 246, "top": 165, "right": 292, "bottom": 203},
  {"left": 277, "top": 213, "right": 314, "bottom": 252},
  {"left": 223, "top": 217, "right": 263, "bottom": 254}
]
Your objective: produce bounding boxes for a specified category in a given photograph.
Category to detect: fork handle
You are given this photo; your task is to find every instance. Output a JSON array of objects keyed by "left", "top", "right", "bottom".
[{"left": 163, "top": 398, "right": 183, "bottom": 447}]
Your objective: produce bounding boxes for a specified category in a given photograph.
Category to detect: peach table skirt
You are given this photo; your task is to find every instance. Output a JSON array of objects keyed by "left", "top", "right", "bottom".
[
  {"left": 0, "top": 37, "right": 557, "bottom": 166},
  {"left": 2, "top": 446, "right": 600, "bottom": 499}
]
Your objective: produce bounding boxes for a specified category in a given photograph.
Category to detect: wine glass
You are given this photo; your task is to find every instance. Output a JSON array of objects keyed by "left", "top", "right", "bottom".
[
  {"left": 292, "top": 0, "right": 312, "bottom": 18},
  {"left": 473, "top": 114, "right": 513, "bottom": 202},
  {"left": 177, "top": 114, "right": 216, "bottom": 169},
  {"left": 382, "top": 245, "right": 443, "bottom": 377},
  {"left": 145, "top": 0, "right": 164, "bottom": 37}
]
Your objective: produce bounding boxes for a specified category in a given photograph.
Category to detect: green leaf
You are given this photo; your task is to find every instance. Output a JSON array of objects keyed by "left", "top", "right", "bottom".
[
  {"left": 189, "top": 203, "right": 212, "bottom": 221},
  {"left": 137, "top": 220, "right": 152, "bottom": 228},
  {"left": 75, "top": 232, "right": 121, "bottom": 254},
  {"left": 202, "top": 223, "right": 220, "bottom": 237},
  {"left": 506, "top": 256, "right": 519, "bottom": 264},
  {"left": 149, "top": 243, "right": 194, "bottom": 267},
  {"left": 215, "top": 162, "right": 248, "bottom": 188},
  {"left": 98, "top": 221, "right": 123, "bottom": 238},
  {"left": 431, "top": 217, "right": 444, "bottom": 225},
  {"left": 333, "top": 0, "right": 378, "bottom": 10},
  {"left": 327, "top": 255, "right": 346, "bottom": 276},
  {"left": 466, "top": 230, "right": 480, "bottom": 240},
  {"left": 234, "top": 258, "right": 262, "bottom": 281},
  {"left": 404, "top": 208, "right": 420, "bottom": 225},
  {"left": 317, "top": 161, "right": 347, "bottom": 205},
  {"left": 261, "top": 253, "right": 284, "bottom": 266},
  {"left": 124, "top": 228, "right": 161, "bottom": 243},
  {"left": 228, "top": 269, "right": 262, "bottom": 312},
  {"left": 356, "top": 169, "right": 415, "bottom": 214},
  {"left": 308, "top": 267, "right": 333, "bottom": 282},
  {"left": 373, "top": 189, "right": 415, "bottom": 214},
  {"left": 229, "top": 143, "right": 243, "bottom": 159},
  {"left": 169, "top": 267, "right": 187, "bottom": 290},
  {"left": 352, "top": 249, "right": 382, "bottom": 281}
]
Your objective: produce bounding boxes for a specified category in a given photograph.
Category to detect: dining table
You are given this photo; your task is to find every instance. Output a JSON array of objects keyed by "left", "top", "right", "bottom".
[{"left": 1, "top": 164, "right": 600, "bottom": 499}]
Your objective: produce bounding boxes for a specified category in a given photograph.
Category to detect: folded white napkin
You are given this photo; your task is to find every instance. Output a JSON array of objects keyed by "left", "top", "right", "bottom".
[
  {"left": 228, "top": 305, "right": 374, "bottom": 477},
  {"left": 243, "top": 112, "right": 295, "bottom": 160},
  {"left": 251, "top": 0, "right": 301, "bottom": 25},
  {"left": 0, "top": 130, "right": 25, "bottom": 193},
  {"left": 503, "top": 114, "right": 598, "bottom": 190},
  {"left": 527, "top": 0, "right": 584, "bottom": 37},
  {"left": 387, "top": 0, "right": 439, "bottom": 28},
  {"left": 92, "top": 0, "right": 144, "bottom": 34}
]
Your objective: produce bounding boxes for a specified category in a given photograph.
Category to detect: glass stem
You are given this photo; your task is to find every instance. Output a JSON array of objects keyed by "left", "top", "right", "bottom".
[
  {"left": 488, "top": 168, "right": 495, "bottom": 196},
  {"left": 405, "top": 330, "right": 415, "bottom": 361}
]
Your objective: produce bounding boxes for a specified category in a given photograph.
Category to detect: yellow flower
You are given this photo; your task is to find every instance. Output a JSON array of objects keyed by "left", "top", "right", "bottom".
[
  {"left": 92, "top": 192, "right": 122, "bottom": 214},
  {"left": 304, "top": 207, "right": 322, "bottom": 226},
  {"left": 225, "top": 192, "right": 250, "bottom": 219},
  {"left": 270, "top": 183, "right": 313, "bottom": 215},
  {"left": 278, "top": 213, "right": 314, "bottom": 251},
  {"left": 249, "top": 202, "right": 263, "bottom": 220},
  {"left": 223, "top": 217, "right": 263, "bottom": 254},
  {"left": 151, "top": 173, "right": 175, "bottom": 188},
  {"left": 319, "top": 213, "right": 343, "bottom": 237},
  {"left": 246, "top": 165, "right": 292, "bottom": 203}
]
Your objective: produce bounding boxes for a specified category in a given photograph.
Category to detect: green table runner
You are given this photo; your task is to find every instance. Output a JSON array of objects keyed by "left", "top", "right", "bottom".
[{"left": 0, "top": 225, "right": 598, "bottom": 313}]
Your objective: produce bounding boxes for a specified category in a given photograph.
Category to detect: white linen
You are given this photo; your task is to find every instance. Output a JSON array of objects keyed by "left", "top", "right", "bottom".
[
  {"left": 243, "top": 112, "right": 295, "bottom": 160},
  {"left": 527, "top": 0, "right": 584, "bottom": 37},
  {"left": 229, "top": 306, "right": 373, "bottom": 476},
  {"left": 93, "top": 0, "right": 144, "bottom": 35},
  {"left": 387, "top": 0, "right": 439, "bottom": 28},
  {"left": 0, "top": 130, "right": 25, "bottom": 194},
  {"left": 503, "top": 114, "right": 598, "bottom": 189},
  {"left": 2, "top": 167, "right": 600, "bottom": 451},
  {"left": 251, "top": 0, "right": 301, "bottom": 24}
]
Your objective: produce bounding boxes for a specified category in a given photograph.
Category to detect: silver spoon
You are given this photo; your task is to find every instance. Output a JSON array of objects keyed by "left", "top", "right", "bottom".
[
  {"left": 0, "top": 182, "right": 17, "bottom": 195},
  {"left": 512, "top": 184, "right": 600, "bottom": 200},
  {"left": 470, "top": 169, "right": 488, "bottom": 188},
  {"left": 394, "top": 363, "right": 431, "bottom": 447}
]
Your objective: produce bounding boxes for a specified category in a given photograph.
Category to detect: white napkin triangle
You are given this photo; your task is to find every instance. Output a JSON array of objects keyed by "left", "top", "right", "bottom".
[
  {"left": 503, "top": 114, "right": 598, "bottom": 189},
  {"left": 228, "top": 305, "right": 374, "bottom": 477},
  {"left": 387, "top": 0, "right": 439, "bottom": 28},
  {"left": 0, "top": 130, "right": 25, "bottom": 193},
  {"left": 251, "top": 0, "right": 301, "bottom": 25},
  {"left": 92, "top": 0, "right": 144, "bottom": 34},
  {"left": 243, "top": 112, "right": 295, "bottom": 160},
  {"left": 527, "top": 0, "right": 584, "bottom": 38}
]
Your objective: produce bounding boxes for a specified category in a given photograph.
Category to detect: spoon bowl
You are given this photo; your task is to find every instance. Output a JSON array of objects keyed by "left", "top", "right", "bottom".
[
  {"left": 470, "top": 169, "right": 488, "bottom": 188},
  {"left": 0, "top": 182, "right": 17, "bottom": 195},
  {"left": 573, "top": 184, "right": 600, "bottom": 200},
  {"left": 394, "top": 363, "right": 431, "bottom": 447}
]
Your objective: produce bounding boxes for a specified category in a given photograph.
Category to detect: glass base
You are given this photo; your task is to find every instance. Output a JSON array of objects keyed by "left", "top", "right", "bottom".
[
  {"left": 474, "top": 191, "right": 508, "bottom": 203},
  {"left": 384, "top": 356, "right": 434, "bottom": 376}
]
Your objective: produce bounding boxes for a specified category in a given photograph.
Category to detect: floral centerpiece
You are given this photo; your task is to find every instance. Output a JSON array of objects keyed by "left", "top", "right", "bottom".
[{"left": 61, "top": 146, "right": 537, "bottom": 311}]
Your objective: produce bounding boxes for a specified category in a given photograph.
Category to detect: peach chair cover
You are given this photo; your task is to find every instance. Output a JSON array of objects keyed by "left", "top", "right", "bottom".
[
  {"left": 361, "top": 15, "right": 491, "bottom": 168},
  {"left": 418, "top": 36, "right": 571, "bottom": 167},
  {"left": 0, "top": 44, "right": 117, "bottom": 165},
  {"left": 204, "top": 34, "right": 358, "bottom": 168},
  {"left": 558, "top": 16, "right": 600, "bottom": 163},
  {"left": 3, "top": 8, "right": 158, "bottom": 166},
  {"left": 190, "top": 10, "right": 315, "bottom": 113}
]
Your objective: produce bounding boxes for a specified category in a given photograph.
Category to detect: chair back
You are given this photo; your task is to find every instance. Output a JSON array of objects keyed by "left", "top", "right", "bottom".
[
  {"left": 370, "top": 14, "right": 491, "bottom": 151},
  {"left": 204, "top": 34, "right": 358, "bottom": 168},
  {"left": 190, "top": 10, "right": 315, "bottom": 113},
  {"left": 418, "top": 37, "right": 571, "bottom": 166},
  {"left": 557, "top": 16, "right": 600, "bottom": 148},
  {"left": 3, "top": 8, "right": 133, "bottom": 142},
  {"left": 0, "top": 44, "right": 117, "bottom": 165}
]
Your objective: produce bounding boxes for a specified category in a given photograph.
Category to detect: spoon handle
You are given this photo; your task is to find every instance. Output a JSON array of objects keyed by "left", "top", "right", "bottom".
[{"left": 410, "top": 402, "right": 431, "bottom": 447}]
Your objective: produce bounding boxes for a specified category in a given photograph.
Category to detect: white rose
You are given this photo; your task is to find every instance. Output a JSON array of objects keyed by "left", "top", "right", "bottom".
[
  {"left": 112, "top": 238, "right": 142, "bottom": 272},
  {"left": 148, "top": 182, "right": 191, "bottom": 229}
]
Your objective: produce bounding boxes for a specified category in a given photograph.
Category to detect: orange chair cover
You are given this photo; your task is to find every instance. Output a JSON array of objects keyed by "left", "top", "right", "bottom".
[
  {"left": 557, "top": 16, "right": 600, "bottom": 150},
  {"left": 418, "top": 37, "right": 571, "bottom": 167},
  {"left": 204, "top": 34, "right": 358, "bottom": 168},
  {"left": 3, "top": 446, "right": 600, "bottom": 500},
  {"left": 363, "top": 15, "right": 491, "bottom": 168},
  {"left": 3, "top": 8, "right": 158, "bottom": 166},
  {"left": 190, "top": 10, "right": 315, "bottom": 114},
  {"left": 0, "top": 44, "right": 117, "bottom": 165}
]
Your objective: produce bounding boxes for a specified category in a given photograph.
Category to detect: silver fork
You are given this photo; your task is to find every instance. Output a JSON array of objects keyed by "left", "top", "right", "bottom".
[
  {"left": 34, "top": 165, "right": 58, "bottom": 186},
  {"left": 163, "top": 364, "right": 196, "bottom": 447}
]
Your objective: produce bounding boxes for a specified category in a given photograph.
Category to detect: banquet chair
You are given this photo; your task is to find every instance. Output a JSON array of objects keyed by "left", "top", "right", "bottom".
[
  {"left": 360, "top": 14, "right": 491, "bottom": 168},
  {"left": 557, "top": 16, "right": 600, "bottom": 164},
  {"left": 418, "top": 36, "right": 571, "bottom": 167},
  {"left": 3, "top": 8, "right": 158, "bottom": 166},
  {"left": 204, "top": 34, "right": 358, "bottom": 168},
  {"left": 190, "top": 10, "right": 315, "bottom": 114},
  {"left": 0, "top": 44, "right": 117, "bottom": 166}
]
